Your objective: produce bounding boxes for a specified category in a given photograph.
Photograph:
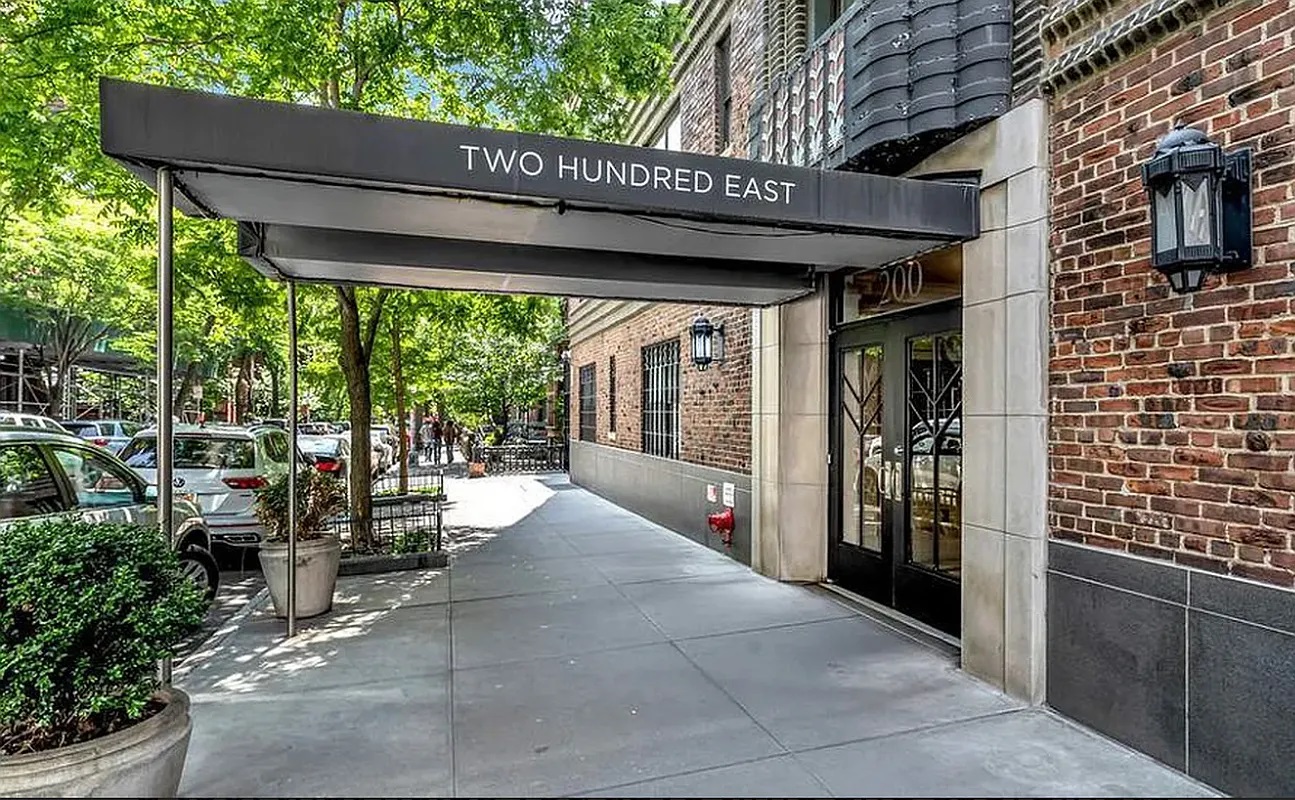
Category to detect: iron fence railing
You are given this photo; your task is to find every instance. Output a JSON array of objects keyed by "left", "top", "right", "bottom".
[
  {"left": 327, "top": 490, "right": 444, "bottom": 555},
  {"left": 473, "top": 442, "right": 568, "bottom": 473},
  {"left": 373, "top": 465, "right": 446, "bottom": 495}
]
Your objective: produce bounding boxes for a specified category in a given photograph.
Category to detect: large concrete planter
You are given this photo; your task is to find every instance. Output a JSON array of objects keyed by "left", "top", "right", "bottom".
[
  {"left": 259, "top": 535, "right": 341, "bottom": 618},
  {"left": 0, "top": 688, "right": 191, "bottom": 798}
]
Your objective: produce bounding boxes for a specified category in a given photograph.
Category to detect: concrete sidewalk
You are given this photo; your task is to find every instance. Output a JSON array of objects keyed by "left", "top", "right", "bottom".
[{"left": 176, "top": 474, "right": 1215, "bottom": 798}]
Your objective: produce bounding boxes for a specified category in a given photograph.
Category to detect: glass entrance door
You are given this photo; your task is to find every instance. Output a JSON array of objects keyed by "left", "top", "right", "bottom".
[{"left": 829, "top": 303, "right": 963, "bottom": 636}]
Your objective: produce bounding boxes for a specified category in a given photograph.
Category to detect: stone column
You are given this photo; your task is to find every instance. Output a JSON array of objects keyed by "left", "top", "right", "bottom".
[
  {"left": 751, "top": 290, "right": 830, "bottom": 582},
  {"left": 913, "top": 99, "right": 1051, "bottom": 703}
]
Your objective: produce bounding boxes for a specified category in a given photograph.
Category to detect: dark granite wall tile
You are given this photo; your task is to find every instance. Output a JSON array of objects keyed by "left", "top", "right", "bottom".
[
  {"left": 1190, "top": 572, "right": 1295, "bottom": 636},
  {"left": 1047, "top": 572, "right": 1187, "bottom": 771},
  {"left": 1049, "top": 540, "right": 1186, "bottom": 604},
  {"left": 1188, "top": 611, "right": 1295, "bottom": 798}
]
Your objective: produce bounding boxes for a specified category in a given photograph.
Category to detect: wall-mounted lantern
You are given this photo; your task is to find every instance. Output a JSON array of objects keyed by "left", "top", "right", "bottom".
[
  {"left": 1141, "top": 125, "right": 1252, "bottom": 294},
  {"left": 690, "top": 314, "right": 725, "bottom": 370}
]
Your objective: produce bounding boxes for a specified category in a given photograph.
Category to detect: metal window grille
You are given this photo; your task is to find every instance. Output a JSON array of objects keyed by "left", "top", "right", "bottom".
[
  {"left": 578, "top": 364, "right": 596, "bottom": 442},
  {"left": 608, "top": 356, "right": 617, "bottom": 432},
  {"left": 641, "top": 340, "right": 679, "bottom": 459}
]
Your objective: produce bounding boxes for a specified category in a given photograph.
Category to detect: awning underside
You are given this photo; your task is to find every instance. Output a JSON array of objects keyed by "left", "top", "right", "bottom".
[{"left": 100, "top": 79, "right": 980, "bottom": 306}]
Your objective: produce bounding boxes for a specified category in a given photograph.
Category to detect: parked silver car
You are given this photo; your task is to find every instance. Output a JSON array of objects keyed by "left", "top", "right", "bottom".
[
  {"left": 0, "top": 429, "right": 219, "bottom": 601},
  {"left": 60, "top": 419, "right": 143, "bottom": 455}
]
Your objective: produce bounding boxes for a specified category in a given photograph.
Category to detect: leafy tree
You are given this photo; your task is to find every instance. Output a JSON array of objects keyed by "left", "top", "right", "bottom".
[
  {"left": 1, "top": 0, "right": 683, "bottom": 545},
  {"left": 0, "top": 199, "right": 151, "bottom": 414}
]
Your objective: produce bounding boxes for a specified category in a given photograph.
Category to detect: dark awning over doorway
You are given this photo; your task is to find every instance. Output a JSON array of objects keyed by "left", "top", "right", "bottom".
[{"left": 100, "top": 79, "right": 979, "bottom": 306}]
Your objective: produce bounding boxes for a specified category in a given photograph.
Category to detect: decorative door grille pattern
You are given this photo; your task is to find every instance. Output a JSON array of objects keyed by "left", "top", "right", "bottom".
[
  {"left": 578, "top": 364, "right": 596, "bottom": 442},
  {"left": 904, "top": 333, "right": 963, "bottom": 576},
  {"left": 840, "top": 344, "right": 885, "bottom": 552},
  {"left": 641, "top": 340, "right": 680, "bottom": 460}
]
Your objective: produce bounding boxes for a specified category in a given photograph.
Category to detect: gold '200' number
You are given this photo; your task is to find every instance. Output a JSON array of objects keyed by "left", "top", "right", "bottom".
[{"left": 876, "top": 260, "right": 924, "bottom": 307}]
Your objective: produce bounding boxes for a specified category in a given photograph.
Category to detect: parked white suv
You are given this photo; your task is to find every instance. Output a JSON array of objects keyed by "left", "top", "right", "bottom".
[
  {"left": 0, "top": 429, "right": 219, "bottom": 600},
  {"left": 120, "top": 425, "right": 298, "bottom": 550},
  {"left": 0, "top": 412, "right": 67, "bottom": 432}
]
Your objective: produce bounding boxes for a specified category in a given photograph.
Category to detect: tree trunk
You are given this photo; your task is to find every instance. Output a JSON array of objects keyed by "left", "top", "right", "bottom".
[
  {"left": 268, "top": 358, "right": 281, "bottom": 417},
  {"left": 336, "top": 286, "right": 388, "bottom": 551},
  {"left": 235, "top": 352, "right": 253, "bottom": 422},
  {"left": 390, "top": 314, "right": 409, "bottom": 494}
]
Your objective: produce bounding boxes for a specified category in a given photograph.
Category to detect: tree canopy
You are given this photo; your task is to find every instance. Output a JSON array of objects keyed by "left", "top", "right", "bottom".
[{"left": 0, "top": 1, "right": 683, "bottom": 508}]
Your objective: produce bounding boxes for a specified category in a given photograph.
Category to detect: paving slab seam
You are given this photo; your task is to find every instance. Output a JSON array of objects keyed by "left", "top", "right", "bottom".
[
  {"left": 188, "top": 663, "right": 455, "bottom": 702},
  {"left": 447, "top": 558, "right": 459, "bottom": 798},
  {"left": 569, "top": 751, "right": 839, "bottom": 798},
  {"left": 448, "top": 613, "right": 877, "bottom": 673},
  {"left": 1038, "top": 708, "right": 1223, "bottom": 797},
  {"left": 591, "top": 562, "right": 804, "bottom": 772},
  {"left": 173, "top": 586, "right": 269, "bottom": 682},
  {"left": 783, "top": 706, "right": 1033, "bottom": 759}
]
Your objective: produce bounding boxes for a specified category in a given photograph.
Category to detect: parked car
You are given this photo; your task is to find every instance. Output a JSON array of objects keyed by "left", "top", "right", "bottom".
[
  {"left": 298, "top": 434, "right": 351, "bottom": 481},
  {"left": 59, "top": 419, "right": 143, "bottom": 455},
  {"left": 298, "top": 422, "right": 336, "bottom": 435},
  {"left": 0, "top": 412, "right": 67, "bottom": 432},
  {"left": 0, "top": 428, "right": 219, "bottom": 600},
  {"left": 120, "top": 424, "right": 298, "bottom": 551}
]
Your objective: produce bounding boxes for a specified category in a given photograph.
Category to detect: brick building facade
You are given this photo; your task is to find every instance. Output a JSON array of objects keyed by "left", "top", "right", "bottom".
[
  {"left": 567, "top": 0, "right": 763, "bottom": 499},
  {"left": 1042, "top": 1, "right": 1295, "bottom": 793},
  {"left": 1049, "top": 0, "right": 1295, "bottom": 588},
  {"left": 563, "top": 0, "right": 1294, "bottom": 793},
  {"left": 569, "top": 301, "right": 751, "bottom": 472}
]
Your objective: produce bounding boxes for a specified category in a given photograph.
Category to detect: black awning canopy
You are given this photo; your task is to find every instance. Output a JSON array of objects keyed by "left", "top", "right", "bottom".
[{"left": 100, "top": 79, "right": 979, "bottom": 306}]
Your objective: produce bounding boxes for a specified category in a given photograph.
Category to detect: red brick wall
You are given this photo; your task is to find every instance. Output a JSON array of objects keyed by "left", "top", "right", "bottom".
[
  {"left": 568, "top": 304, "right": 752, "bottom": 474},
  {"left": 1049, "top": 0, "right": 1295, "bottom": 586},
  {"left": 678, "top": 0, "right": 762, "bottom": 156},
  {"left": 564, "top": 0, "right": 763, "bottom": 475}
]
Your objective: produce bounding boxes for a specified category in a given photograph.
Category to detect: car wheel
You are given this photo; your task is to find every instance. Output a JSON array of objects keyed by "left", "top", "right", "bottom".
[{"left": 178, "top": 547, "right": 220, "bottom": 603}]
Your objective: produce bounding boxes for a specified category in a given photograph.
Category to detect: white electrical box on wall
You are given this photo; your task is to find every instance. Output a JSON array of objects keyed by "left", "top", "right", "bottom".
[
  {"left": 706, "top": 484, "right": 717, "bottom": 503},
  {"left": 722, "top": 482, "right": 735, "bottom": 508}
]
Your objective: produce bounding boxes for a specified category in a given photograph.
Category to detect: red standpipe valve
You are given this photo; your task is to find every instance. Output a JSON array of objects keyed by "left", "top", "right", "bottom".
[{"left": 707, "top": 507, "right": 735, "bottom": 547}]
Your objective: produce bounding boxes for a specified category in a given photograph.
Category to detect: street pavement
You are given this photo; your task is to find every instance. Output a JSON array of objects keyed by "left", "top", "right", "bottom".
[{"left": 174, "top": 473, "right": 1217, "bottom": 798}]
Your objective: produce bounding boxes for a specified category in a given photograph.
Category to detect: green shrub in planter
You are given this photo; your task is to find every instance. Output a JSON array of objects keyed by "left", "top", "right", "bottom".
[
  {"left": 0, "top": 519, "right": 206, "bottom": 755},
  {"left": 253, "top": 469, "right": 348, "bottom": 542}
]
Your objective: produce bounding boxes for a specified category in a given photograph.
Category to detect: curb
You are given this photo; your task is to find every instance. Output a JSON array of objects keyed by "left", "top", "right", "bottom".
[{"left": 338, "top": 550, "right": 449, "bottom": 576}]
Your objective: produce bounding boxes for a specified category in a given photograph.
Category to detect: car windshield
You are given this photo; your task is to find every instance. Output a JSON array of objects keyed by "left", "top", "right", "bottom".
[{"left": 120, "top": 436, "right": 256, "bottom": 469}]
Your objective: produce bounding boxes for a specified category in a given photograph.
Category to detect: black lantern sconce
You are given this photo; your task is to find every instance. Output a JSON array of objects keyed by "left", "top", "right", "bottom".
[
  {"left": 690, "top": 314, "right": 726, "bottom": 370},
  {"left": 1141, "top": 125, "right": 1252, "bottom": 294}
]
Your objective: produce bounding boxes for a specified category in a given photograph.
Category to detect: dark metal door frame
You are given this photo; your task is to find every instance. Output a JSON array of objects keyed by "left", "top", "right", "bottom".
[{"left": 828, "top": 300, "right": 962, "bottom": 635}]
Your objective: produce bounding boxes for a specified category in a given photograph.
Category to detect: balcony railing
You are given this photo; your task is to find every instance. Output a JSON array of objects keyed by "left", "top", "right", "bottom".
[{"left": 749, "top": 0, "right": 1014, "bottom": 175}]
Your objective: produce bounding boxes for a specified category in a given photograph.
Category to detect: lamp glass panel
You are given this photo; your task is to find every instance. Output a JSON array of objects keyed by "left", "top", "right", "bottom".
[
  {"left": 1186, "top": 268, "right": 1206, "bottom": 292},
  {"left": 1181, "top": 175, "right": 1213, "bottom": 247},
  {"left": 692, "top": 329, "right": 710, "bottom": 363},
  {"left": 1167, "top": 269, "right": 1186, "bottom": 293},
  {"left": 1153, "top": 186, "right": 1178, "bottom": 254}
]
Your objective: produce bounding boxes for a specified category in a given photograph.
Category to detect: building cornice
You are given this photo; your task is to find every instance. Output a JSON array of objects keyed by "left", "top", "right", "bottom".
[{"left": 1042, "top": 0, "right": 1236, "bottom": 93}]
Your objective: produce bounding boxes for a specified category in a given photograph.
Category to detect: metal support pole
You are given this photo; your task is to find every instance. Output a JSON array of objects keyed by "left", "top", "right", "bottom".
[
  {"left": 15, "top": 348, "right": 23, "bottom": 412},
  {"left": 286, "top": 281, "right": 299, "bottom": 638},
  {"left": 157, "top": 167, "right": 175, "bottom": 686}
]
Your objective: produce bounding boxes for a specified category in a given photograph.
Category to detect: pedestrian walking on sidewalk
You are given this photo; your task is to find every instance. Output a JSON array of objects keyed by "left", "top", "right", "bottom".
[
  {"left": 443, "top": 419, "right": 457, "bottom": 464},
  {"left": 419, "top": 419, "right": 435, "bottom": 464},
  {"left": 430, "top": 417, "right": 443, "bottom": 465}
]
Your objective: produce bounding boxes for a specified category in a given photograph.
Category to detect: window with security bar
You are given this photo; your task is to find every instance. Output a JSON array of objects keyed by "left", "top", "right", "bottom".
[
  {"left": 641, "top": 340, "right": 680, "bottom": 459},
  {"left": 578, "top": 364, "right": 596, "bottom": 442}
]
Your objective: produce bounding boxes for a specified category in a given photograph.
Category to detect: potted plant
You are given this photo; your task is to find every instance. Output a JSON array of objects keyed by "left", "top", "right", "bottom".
[
  {"left": 253, "top": 469, "right": 348, "bottom": 619},
  {"left": 0, "top": 519, "right": 206, "bottom": 797}
]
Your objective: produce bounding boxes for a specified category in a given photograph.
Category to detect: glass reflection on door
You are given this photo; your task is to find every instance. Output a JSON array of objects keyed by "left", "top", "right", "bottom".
[
  {"left": 840, "top": 344, "right": 884, "bottom": 551},
  {"left": 905, "top": 333, "right": 963, "bottom": 576}
]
